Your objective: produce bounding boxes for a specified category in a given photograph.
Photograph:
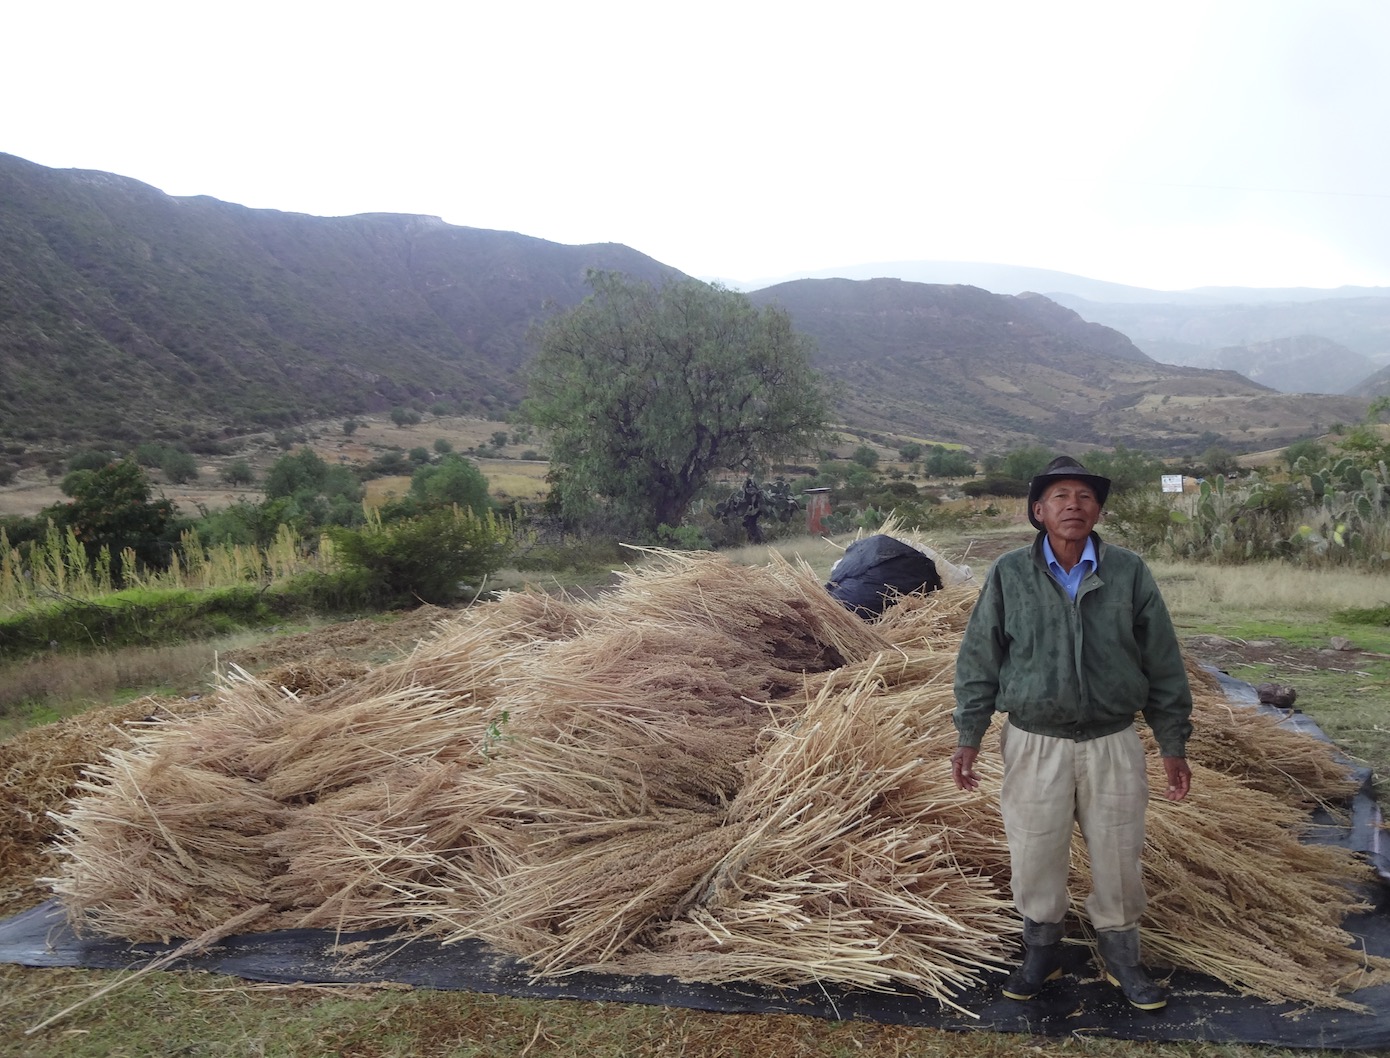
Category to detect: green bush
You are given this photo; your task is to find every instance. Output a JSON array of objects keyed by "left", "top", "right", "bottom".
[
  {"left": 221, "top": 460, "right": 256, "bottom": 486},
  {"left": 330, "top": 506, "right": 512, "bottom": 605}
]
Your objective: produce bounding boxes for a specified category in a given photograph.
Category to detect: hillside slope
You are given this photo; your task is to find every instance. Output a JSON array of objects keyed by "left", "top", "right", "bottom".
[
  {"left": 750, "top": 279, "right": 1365, "bottom": 453},
  {"left": 0, "top": 153, "right": 680, "bottom": 445}
]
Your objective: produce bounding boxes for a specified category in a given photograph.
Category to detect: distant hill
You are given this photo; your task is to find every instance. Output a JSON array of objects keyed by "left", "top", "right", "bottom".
[
  {"left": 1044, "top": 294, "right": 1390, "bottom": 394},
  {"left": 0, "top": 153, "right": 1371, "bottom": 457},
  {"left": 1201, "top": 336, "right": 1375, "bottom": 395},
  {"left": 747, "top": 279, "right": 1366, "bottom": 454},
  {"left": 0, "top": 152, "right": 680, "bottom": 446},
  {"left": 729, "top": 259, "right": 1390, "bottom": 306}
]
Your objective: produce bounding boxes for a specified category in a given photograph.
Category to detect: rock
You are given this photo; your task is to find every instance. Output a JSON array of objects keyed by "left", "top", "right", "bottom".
[
  {"left": 1255, "top": 682, "right": 1298, "bottom": 708},
  {"left": 1329, "top": 636, "right": 1355, "bottom": 652}
]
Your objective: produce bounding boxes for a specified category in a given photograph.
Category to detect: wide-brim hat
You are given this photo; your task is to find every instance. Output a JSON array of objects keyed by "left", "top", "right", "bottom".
[{"left": 1027, "top": 456, "right": 1111, "bottom": 531}]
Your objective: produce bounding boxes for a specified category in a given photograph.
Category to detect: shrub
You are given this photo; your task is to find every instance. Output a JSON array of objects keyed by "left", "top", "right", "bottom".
[
  {"left": 329, "top": 506, "right": 513, "bottom": 605},
  {"left": 409, "top": 455, "right": 491, "bottom": 513},
  {"left": 67, "top": 449, "right": 115, "bottom": 473},
  {"left": 221, "top": 460, "right": 255, "bottom": 486},
  {"left": 851, "top": 445, "right": 879, "bottom": 469},
  {"left": 161, "top": 449, "right": 199, "bottom": 484}
]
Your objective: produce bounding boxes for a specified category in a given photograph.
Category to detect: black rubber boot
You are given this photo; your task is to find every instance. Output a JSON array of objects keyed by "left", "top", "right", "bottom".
[
  {"left": 1001, "top": 918, "right": 1064, "bottom": 1000},
  {"left": 1095, "top": 928, "right": 1167, "bottom": 1010}
]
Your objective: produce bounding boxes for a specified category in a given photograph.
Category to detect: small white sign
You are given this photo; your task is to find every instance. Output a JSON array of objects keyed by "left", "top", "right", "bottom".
[{"left": 1161, "top": 474, "right": 1184, "bottom": 493}]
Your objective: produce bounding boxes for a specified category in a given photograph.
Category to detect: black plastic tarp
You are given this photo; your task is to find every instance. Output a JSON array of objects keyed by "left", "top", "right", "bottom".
[
  {"left": 4, "top": 889, "right": 1390, "bottom": 1049},
  {"left": 826, "top": 535, "right": 943, "bottom": 616}
]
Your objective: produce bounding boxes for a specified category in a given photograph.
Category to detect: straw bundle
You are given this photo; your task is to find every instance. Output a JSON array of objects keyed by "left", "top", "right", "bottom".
[
  {"left": 41, "top": 545, "right": 1389, "bottom": 1011},
  {"left": 0, "top": 695, "right": 207, "bottom": 914},
  {"left": 603, "top": 665, "right": 1016, "bottom": 1011}
]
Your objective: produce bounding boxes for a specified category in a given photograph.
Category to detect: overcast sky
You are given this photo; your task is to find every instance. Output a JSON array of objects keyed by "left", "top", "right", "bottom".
[{"left": 6, "top": 1, "right": 1389, "bottom": 291}]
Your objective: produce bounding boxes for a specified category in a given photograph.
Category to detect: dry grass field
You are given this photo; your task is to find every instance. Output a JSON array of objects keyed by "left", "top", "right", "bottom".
[{"left": 0, "top": 416, "right": 538, "bottom": 519}]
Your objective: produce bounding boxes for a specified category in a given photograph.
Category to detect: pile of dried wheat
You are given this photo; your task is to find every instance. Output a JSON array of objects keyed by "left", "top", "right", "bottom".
[{"left": 45, "top": 544, "right": 1390, "bottom": 1012}]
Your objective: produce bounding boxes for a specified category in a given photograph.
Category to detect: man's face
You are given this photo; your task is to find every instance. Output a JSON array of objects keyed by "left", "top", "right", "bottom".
[{"left": 1033, "top": 479, "right": 1101, "bottom": 545}]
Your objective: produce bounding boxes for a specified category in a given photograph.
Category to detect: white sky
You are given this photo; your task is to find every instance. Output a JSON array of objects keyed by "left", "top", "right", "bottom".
[{"left": 6, "top": 0, "right": 1390, "bottom": 291}]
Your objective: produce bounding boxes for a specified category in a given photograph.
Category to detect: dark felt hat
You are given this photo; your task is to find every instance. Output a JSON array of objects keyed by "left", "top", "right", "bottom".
[{"left": 1027, "top": 456, "right": 1111, "bottom": 531}]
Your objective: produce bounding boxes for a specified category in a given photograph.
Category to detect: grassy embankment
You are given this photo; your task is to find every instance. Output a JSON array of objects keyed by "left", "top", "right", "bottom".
[{"left": 3, "top": 533, "right": 1390, "bottom": 1057}]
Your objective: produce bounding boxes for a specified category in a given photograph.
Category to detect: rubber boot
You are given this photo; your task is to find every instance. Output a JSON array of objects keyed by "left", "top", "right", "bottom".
[
  {"left": 1001, "top": 918, "right": 1064, "bottom": 1000},
  {"left": 1095, "top": 928, "right": 1167, "bottom": 1010}
]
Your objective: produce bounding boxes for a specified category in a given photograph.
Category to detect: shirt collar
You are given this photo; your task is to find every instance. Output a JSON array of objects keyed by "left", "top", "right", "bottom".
[{"left": 1042, "top": 534, "right": 1097, "bottom": 575}]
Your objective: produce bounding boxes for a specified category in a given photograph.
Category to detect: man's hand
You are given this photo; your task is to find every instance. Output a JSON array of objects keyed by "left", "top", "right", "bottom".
[
  {"left": 952, "top": 746, "right": 980, "bottom": 791},
  {"left": 1161, "top": 756, "right": 1191, "bottom": 801}
]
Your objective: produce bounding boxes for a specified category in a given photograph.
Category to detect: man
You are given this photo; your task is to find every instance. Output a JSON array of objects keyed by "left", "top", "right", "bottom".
[{"left": 951, "top": 455, "right": 1192, "bottom": 1010}]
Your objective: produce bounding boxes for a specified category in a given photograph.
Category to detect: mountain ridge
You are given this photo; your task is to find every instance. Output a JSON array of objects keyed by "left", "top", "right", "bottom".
[{"left": 0, "top": 152, "right": 1371, "bottom": 456}]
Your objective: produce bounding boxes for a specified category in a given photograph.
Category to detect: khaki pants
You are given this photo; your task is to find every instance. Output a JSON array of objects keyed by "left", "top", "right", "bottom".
[{"left": 999, "top": 723, "right": 1149, "bottom": 932}]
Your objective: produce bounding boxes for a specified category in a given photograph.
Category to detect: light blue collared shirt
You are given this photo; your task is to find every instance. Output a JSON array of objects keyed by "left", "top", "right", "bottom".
[{"left": 1043, "top": 535, "right": 1096, "bottom": 600}]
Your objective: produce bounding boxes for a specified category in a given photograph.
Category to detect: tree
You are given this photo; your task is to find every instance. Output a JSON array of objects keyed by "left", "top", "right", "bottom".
[
  {"left": 1082, "top": 444, "right": 1163, "bottom": 494},
  {"left": 1284, "top": 437, "right": 1328, "bottom": 471},
  {"left": 409, "top": 454, "right": 492, "bottom": 514},
  {"left": 46, "top": 459, "right": 179, "bottom": 578},
  {"left": 221, "top": 459, "right": 256, "bottom": 486},
  {"left": 851, "top": 445, "right": 880, "bottom": 469},
  {"left": 265, "top": 448, "right": 332, "bottom": 499},
  {"left": 161, "top": 449, "right": 199, "bottom": 484},
  {"left": 898, "top": 442, "right": 924, "bottom": 463},
  {"left": 999, "top": 445, "right": 1054, "bottom": 484},
  {"left": 522, "top": 272, "right": 828, "bottom": 536},
  {"left": 923, "top": 446, "right": 975, "bottom": 477}
]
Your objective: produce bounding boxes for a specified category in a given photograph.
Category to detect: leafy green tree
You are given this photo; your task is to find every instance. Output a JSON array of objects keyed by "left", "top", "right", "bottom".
[
  {"left": 133, "top": 442, "right": 169, "bottom": 468},
  {"left": 342, "top": 419, "right": 360, "bottom": 437},
  {"left": 265, "top": 448, "right": 332, "bottom": 499},
  {"left": 1082, "top": 444, "right": 1163, "bottom": 494},
  {"left": 161, "top": 449, "right": 199, "bottom": 484},
  {"left": 522, "top": 271, "right": 828, "bottom": 535},
  {"left": 897, "top": 442, "right": 924, "bottom": 463},
  {"left": 390, "top": 407, "right": 422, "bottom": 428},
  {"left": 430, "top": 401, "right": 454, "bottom": 418},
  {"left": 408, "top": 446, "right": 432, "bottom": 465},
  {"left": 923, "top": 446, "right": 975, "bottom": 477},
  {"left": 999, "top": 445, "right": 1054, "bottom": 483},
  {"left": 1284, "top": 438, "right": 1328, "bottom": 470},
  {"left": 45, "top": 459, "right": 179, "bottom": 578},
  {"left": 433, "top": 438, "right": 453, "bottom": 455},
  {"left": 851, "top": 445, "right": 880, "bottom": 469},
  {"left": 409, "top": 454, "right": 491, "bottom": 513},
  {"left": 67, "top": 449, "right": 115, "bottom": 473},
  {"left": 490, "top": 430, "right": 509, "bottom": 450},
  {"left": 1201, "top": 445, "right": 1240, "bottom": 477},
  {"left": 221, "top": 459, "right": 256, "bottom": 486}
]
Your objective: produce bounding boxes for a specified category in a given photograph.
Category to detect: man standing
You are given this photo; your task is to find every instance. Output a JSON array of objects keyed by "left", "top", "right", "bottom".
[{"left": 951, "top": 456, "right": 1192, "bottom": 1010}]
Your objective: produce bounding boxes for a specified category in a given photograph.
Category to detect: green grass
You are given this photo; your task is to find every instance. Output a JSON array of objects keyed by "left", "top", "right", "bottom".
[
  {"left": 1152, "top": 560, "right": 1390, "bottom": 789},
  {"left": 0, "top": 964, "right": 1341, "bottom": 1058}
]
